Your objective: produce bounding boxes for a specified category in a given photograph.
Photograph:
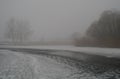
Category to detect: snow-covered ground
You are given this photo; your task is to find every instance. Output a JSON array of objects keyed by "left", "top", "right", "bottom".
[
  {"left": 1, "top": 45, "right": 120, "bottom": 58},
  {"left": 0, "top": 50, "right": 120, "bottom": 79}
]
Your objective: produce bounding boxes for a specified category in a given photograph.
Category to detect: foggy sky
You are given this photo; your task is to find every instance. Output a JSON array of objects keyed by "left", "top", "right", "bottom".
[{"left": 0, "top": 0, "right": 120, "bottom": 41}]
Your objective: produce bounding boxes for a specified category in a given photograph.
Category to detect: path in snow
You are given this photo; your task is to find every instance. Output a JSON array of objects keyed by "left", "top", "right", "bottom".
[{"left": 0, "top": 50, "right": 120, "bottom": 79}]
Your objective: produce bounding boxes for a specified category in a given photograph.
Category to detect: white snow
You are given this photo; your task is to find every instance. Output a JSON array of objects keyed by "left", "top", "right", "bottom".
[
  {"left": 0, "top": 49, "right": 120, "bottom": 79},
  {"left": 1, "top": 45, "right": 120, "bottom": 58},
  {"left": 0, "top": 50, "right": 97, "bottom": 79}
]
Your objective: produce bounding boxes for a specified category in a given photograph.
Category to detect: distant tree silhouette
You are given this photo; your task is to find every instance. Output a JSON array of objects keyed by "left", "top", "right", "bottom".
[
  {"left": 86, "top": 10, "right": 120, "bottom": 40},
  {"left": 72, "top": 32, "right": 83, "bottom": 45},
  {"left": 5, "top": 18, "right": 32, "bottom": 44}
]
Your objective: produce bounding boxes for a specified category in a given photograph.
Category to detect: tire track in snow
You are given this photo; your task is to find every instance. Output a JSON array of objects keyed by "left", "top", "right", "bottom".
[{"left": 0, "top": 50, "right": 120, "bottom": 79}]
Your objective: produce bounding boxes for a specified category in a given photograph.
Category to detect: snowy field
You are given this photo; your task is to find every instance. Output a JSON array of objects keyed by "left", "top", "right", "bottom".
[
  {"left": 1, "top": 45, "right": 120, "bottom": 58},
  {"left": 0, "top": 49, "right": 120, "bottom": 79}
]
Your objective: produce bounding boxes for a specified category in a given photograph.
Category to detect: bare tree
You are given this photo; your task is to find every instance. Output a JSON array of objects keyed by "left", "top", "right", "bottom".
[
  {"left": 72, "top": 32, "right": 83, "bottom": 46},
  {"left": 5, "top": 18, "right": 32, "bottom": 44},
  {"left": 85, "top": 10, "right": 120, "bottom": 47},
  {"left": 86, "top": 10, "right": 120, "bottom": 40}
]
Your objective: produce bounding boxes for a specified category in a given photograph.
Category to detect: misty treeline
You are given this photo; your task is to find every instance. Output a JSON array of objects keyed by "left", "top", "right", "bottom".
[
  {"left": 4, "top": 9, "right": 120, "bottom": 46},
  {"left": 73, "top": 10, "right": 120, "bottom": 47},
  {"left": 4, "top": 18, "right": 32, "bottom": 45}
]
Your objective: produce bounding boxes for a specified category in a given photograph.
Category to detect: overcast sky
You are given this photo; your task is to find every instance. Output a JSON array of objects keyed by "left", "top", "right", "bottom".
[{"left": 0, "top": 0, "right": 120, "bottom": 41}]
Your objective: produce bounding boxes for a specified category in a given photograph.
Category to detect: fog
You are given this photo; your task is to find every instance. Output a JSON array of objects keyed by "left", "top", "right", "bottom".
[{"left": 0, "top": 0, "right": 120, "bottom": 43}]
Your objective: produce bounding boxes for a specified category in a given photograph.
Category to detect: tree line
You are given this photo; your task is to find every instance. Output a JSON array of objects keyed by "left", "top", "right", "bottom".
[
  {"left": 74, "top": 10, "right": 120, "bottom": 47},
  {"left": 3, "top": 9, "right": 120, "bottom": 47},
  {"left": 4, "top": 18, "right": 32, "bottom": 45}
]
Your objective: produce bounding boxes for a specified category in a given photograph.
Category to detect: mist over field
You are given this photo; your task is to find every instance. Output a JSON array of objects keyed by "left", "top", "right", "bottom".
[
  {"left": 0, "top": 0, "right": 120, "bottom": 45},
  {"left": 1, "top": 1, "right": 120, "bottom": 79}
]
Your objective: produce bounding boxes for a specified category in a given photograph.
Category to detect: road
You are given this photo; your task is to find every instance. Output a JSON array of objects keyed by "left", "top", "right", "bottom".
[{"left": 0, "top": 49, "right": 120, "bottom": 79}]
